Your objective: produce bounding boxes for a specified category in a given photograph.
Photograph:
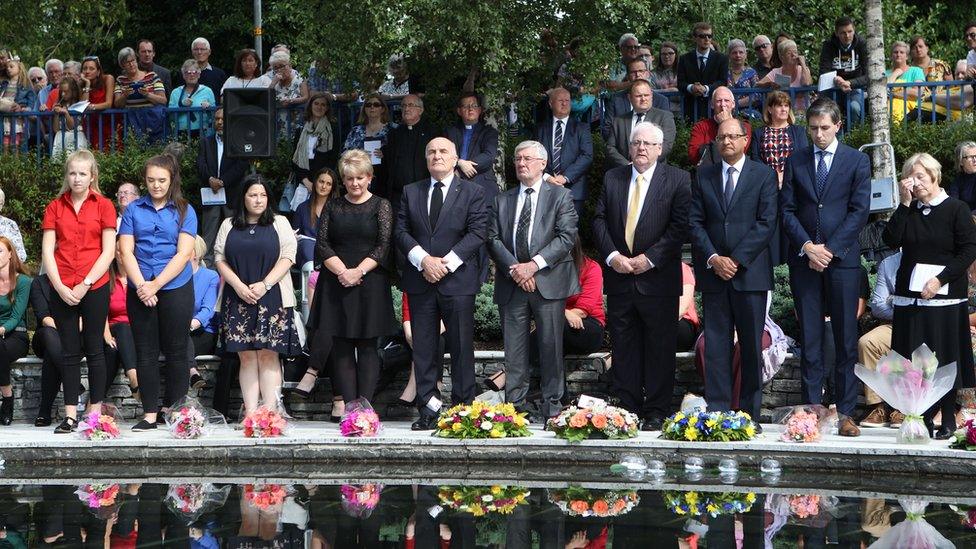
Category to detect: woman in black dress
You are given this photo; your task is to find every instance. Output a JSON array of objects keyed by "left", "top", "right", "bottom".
[
  {"left": 309, "top": 149, "right": 395, "bottom": 413},
  {"left": 883, "top": 152, "right": 976, "bottom": 439},
  {"left": 214, "top": 175, "right": 300, "bottom": 417}
]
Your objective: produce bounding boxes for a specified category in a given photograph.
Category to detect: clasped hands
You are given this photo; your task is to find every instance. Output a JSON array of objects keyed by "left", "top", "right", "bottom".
[
  {"left": 609, "top": 254, "right": 652, "bottom": 275},
  {"left": 803, "top": 243, "right": 833, "bottom": 272},
  {"left": 421, "top": 255, "right": 450, "bottom": 284},
  {"left": 708, "top": 255, "right": 740, "bottom": 281},
  {"left": 232, "top": 281, "right": 270, "bottom": 305},
  {"left": 510, "top": 261, "right": 539, "bottom": 292}
]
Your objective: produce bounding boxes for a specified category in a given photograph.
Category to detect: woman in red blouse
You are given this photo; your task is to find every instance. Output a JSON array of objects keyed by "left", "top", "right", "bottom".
[
  {"left": 103, "top": 258, "right": 139, "bottom": 400},
  {"left": 40, "top": 150, "right": 117, "bottom": 433}
]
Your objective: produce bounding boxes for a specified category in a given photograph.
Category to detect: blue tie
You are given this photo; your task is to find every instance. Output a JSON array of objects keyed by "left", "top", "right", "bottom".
[
  {"left": 816, "top": 150, "right": 830, "bottom": 196},
  {"left": 460, "top": 127, "right": 473, "bottom": 159}
]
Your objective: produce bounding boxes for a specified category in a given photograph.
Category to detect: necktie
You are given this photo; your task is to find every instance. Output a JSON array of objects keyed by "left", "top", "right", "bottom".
[
  {"left": 724, "top": 166, "right": 736, "bottom": 207},
  {"left": 515, "top": 188, "right": 534, "bottom": 262},
  {"left": 699, "top": 55, "right": 706, "bottom": 71},
  {"left": 429, "top": 181, "right": 444, "bottom": 228},
  {"left": 635, "top": 112, "right": 644, "bottom": 125},
  {"left": 816, "top": 150, "right": 830, "bottom": 196},
  {"left": 553, "top": 120, "right": 564, "bottom": 175},
  {"left": 625, "top": 175, "right": 644, "bottom": 253},
  {"left": 460, "top": 127, "right": 473, "bottom": 159}
]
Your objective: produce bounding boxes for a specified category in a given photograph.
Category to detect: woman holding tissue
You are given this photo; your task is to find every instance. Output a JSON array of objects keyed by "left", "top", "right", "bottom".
[{"left": 883, "top": 153, "right": 976, "bottom": 439}]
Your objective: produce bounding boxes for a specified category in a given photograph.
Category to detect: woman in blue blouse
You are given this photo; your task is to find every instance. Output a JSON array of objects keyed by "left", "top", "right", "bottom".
[
  {"left": 188, "top": 235, "right": 219, "bottom": 389},
  {"left": 0, "top": 237, "right": 31, "bottom": 425},
  {"left": 118, "top": 153, "right": 197, "bottom": 431},
  {"left": 168, "top": 59, "right": 216, "bottom": 138}
]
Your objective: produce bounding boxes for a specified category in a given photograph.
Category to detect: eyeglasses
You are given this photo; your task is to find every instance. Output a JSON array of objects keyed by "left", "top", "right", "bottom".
[
  {"left": 183, "top": 69, "right": 200, "bottom": 75},
  {"left": 623, "top": 44, "right": 640, "bottom": 50},
  {"left": 402, "top": 103, "right": 422, "bottom": 108},
  {"left": 513, "top": 156, "right": 543, "bottom": 163},
  {"left": 630, "top": 140, "right": 661, "bottom": 148},
  {"left": 715, "top": 133, "right": 747, "bottom": 141},
  {"left": 696, "top": 33, "right": 713, "bottom": 39},
  {"left": 29, "top": 76, "right": 44, "bottom": 82},
  {"left": 83, "top": 55, "right": 99, "bottom": 61},
  {"left": 116, "top": 190, "right": 137, "bottom": 197},
  {"left": 755, "top": 43, "right": 771, "bottom": 50},
  {"left": 192, "top": 47, "right": 209, "bottom": 52},
  {"left": 364, "top": 102, "right": 383, "bottom": 108},
  {"left": 963, "top": 155, "right": 976, "bottom": 162}
]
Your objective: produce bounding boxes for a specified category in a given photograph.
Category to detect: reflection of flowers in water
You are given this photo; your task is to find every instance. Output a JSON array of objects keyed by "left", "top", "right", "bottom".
[
  {"left": 438, "top": 485, "right": 530, "bottom": 516},
  {"left": 243, "top": 484, "right": 288, "bottom": 510},
  {"left": 871, "top": 499, "right": 954, "bottom": 548},
  {"left": 76, "top": 483, "right": 120, "bottom": 509},
  {"left": 789, "top": 494, "right": 820, "bottom": 518},
  {"left": 341, "top": 484, "right": 383, "bottom": 518},
  {"left": 167, "top": 484, "right": 206, "bottom": 513},
  {"left": 663, "top": 491, "right": 755, "bottom": 517},
  {"left": 548, "top": 487, "right": 639, "bottom": 518}
]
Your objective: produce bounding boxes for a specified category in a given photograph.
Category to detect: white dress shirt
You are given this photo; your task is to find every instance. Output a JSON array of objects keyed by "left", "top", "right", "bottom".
[
  {"left": 606, "top": 164, "right": 657, "bottom": 267},
  {"left": 707, "top": 154, "right": 747, "bottom": 267},
  {"left": 215, "top": 134, "right": 224, "bottom": 176},
  {"left": 512, "top": 180, "right": 548, "bottom": 270},
  {"left": 407, "top": 174, "right": 463, "bottom": 273}
]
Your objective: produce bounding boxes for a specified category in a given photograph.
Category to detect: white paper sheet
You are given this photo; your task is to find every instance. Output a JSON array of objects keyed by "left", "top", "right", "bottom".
[
  {"left": 775, "top": 73, "right": 792, "bottom": 90},
  {"left": 818, "top": 71, "right": 838, "bottom": 92},
  {"left": 200, "top": 187, "right": 227, "bottom": 206},
  {"left": 67, "top": 100, "right": 90, "bottom": 113},
  {"left": 363, "top": 139, "right": 382, "bottom": 165},
  {"left": 909, "top": 263, "right": 948, "bottom": 295}
]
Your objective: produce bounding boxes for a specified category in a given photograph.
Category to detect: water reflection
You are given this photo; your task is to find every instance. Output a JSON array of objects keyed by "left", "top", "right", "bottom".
[{"left": 2, "top": 481, "right": 976, "bottom": 547}]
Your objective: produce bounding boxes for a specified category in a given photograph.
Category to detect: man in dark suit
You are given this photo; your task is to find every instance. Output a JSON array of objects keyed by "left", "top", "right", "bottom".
[
  {"left": 195, "top": 107, "right": 248, "bottom": 263},
  {"left": 676, "top": 22, "right": 730, "bottom": 122},
  {"left": 606, "top": 80, "right": 676, "bottom": 168},
  {"left": 536, "top": 87, "right": 593, "bottom": 217},
  {"left": 601, "top": 58, "right": 672, "bottom": 141},
  {"left": 395, "top": 137, "right": 488, "bottom": 431},
  {"left": 445, "top": 92, "right": 499, "bottom": 204},
  {"left": 593, "top": 122, "right": 691, "bottom": 430},
  {"left": 689, "top": 118, "right": 778, "bottom": 424},
  {"left": 384, "top": 94, "right": 440, "bottom": 215},
  {"left": 781, "top": 97, "right": 871, "bottom": 437},
  {"left": 488, "top": 140, "right": 579, "bottom": 420}
]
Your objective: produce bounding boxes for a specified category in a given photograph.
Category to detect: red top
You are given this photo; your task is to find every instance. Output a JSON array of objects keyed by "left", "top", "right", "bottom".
[
  {"left": 42, "top": 191, "right": 117, "bottom": 290},
  {"left": 688, "top": 117, "right": 753, "bottom": 164},
  {"left": 107, "top": 276, "right": 129, "bottom": 324},
  {"left": 566, "top": 257, "right": 606, "bottom": 326},
  {"left": 401, "top": 292, "right": 411, "bottom": 323},
  {"left": 681, "top": 262, "right": 700, "bottom": 328}
]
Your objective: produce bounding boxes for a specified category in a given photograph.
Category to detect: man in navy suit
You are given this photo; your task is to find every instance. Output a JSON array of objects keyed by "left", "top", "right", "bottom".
[
  {"left": 781, "top": 97, "right": 871, "bottom": 437},
  {"left": 676, "top": 22, "right": 730, "bottom": 122},
  {"left": 195, "top": 107, "right": 248, "bottom": 264},
  {"left": 536, "top": 87, "right": 593, "bottom": 218},
  {"left": 689, "top": 118, "right": 778, "bottom": 425},
  {"left": 593, "top": 122, "right": 691, "bottom": 431},
  {"left": 395, "top": 137, "right": 488, "bottom": 431}
]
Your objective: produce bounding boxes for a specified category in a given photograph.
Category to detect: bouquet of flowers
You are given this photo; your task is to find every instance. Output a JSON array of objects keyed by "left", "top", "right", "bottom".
[
  {"left": 340, "top": 484, "right": 383, "bottom": 518},
  {"left": 547, "top": 396, "right": 639, "bottom": 442},
  {"left": 435, "top": 401, "right": 531, "bottom": 439},
  {"left": 868, "top": 499, "right": 953, "bottom": 548},
  {"left": 950, "top": 418, "right": 976, "bottom": 451},
  {"left": 165, "top": 483, "right": 231, "bottom": 524},
  {"left": 243, "top": 484, "right": 289, "bottom": 511},
  {"left": 855, "top": 345, "right": 957, "bottom": 444},
  {"left": 242, "top": 406, "right": 288, "bottom": 438},
  {"left": 166, "top": 396, "right": 227, "bottom": 439},
  {"left": 547, "top": 487, "right": 640, "bottom": 518},
  {"left": 340, "top": 398, "right": 382, "bottom": 437},
  {"left": 438, "top": 485, "right": 530, "bottom": 516},
  {"left": 78, "top": 409, "right": 121, "bottom": 441},
  {"left": 75, "top": 483, "right": 120, "bottom": 519},
  {"left": 949, "top": 505, "right": 976, "bottom": 529},
  {"left": 772, "top": 405, "right": 834, "bottom": 443},
  {"left": 661, "top": 410, "right": 756, "bottom": 442},
  {"left": 663, "top": 491, "right": 756, "bottom": 517}
]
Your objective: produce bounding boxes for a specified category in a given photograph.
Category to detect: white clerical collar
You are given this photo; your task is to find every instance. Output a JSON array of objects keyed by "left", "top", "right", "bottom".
[
  {"left": 919, "top": 189, "right": 949, "bottom": 208},
  {"left": 464, "top": 124, "right": 473, "bottom": 130}
]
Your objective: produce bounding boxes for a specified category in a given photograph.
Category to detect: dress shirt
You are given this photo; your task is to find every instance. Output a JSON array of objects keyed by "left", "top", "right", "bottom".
[
  {"left": 512, "top": 180, "right": 548, "bottom": 270},
  {"left": 869, "top": 251, "right": 900, "bottom": 320},
  {"left": 118, "top": 196, "right": 198, "bottom": 290},
  {"left": 707, "top": 155, "right": 748, "bottom": 267},
  {"left": 407, "top": 174, "right": 464, "bottom": 273},
  {"left": 215, "top": 134, "right": 224, "bottom": 176},
  {"left": 800, "top": 138, "right": 840, "bottom": 255},
  {"left": 606, "top": 165, "right": 657, "bottom": 268},
  {"left": 630, "top": 110, "right": 648, "bottom": 133},
  {"left": 41, "top": 191, "right": 117, "bottom": 290}
]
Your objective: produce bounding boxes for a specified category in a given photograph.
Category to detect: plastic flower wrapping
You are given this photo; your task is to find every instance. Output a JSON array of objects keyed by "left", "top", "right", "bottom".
[
  {"left": 77, "top": 404, "right": 122, "bottom": 441},
  {"left": 661, "top": 410, "right": 756, "bottom": 442},
  {"left": 949, "top": 418, "right": 976, "bottom": 451},
  {"left": 75, "top": 483, "right": 120, "bottom": 519},
  {"left": 242, "top": 405, "right": 288, "bottom": 438},
  {"left": 340, "top": 398, "right": 382, "bottom": 437},
  {"left": 165, "top": 483, "right": 231, "bottom": 524},
  {"left": 242, "top": 483, "right": 289, "bottom": 511},
  {"left": 165, "top": 396, "right": 227, "bottom": 439},
  {"left": 340, "top": 484, "right": 384, "bottom": 518},
  {"left": 547, "top": 487, "right": 640, "bottom": 518},
  {"left": 663, "top": 491, "right": 756, "bottom": 517},
  {"left": 949, "top": 505, "right": 976, "bottom": 529},
  {"left": 772, "top": 405, "right": 835, "bottom": 443},
  {"left": 855, "top": 344, "right": 957, "bottom": 444},
  {"left": 435, "top": 401, "right": 531, "bottom": 439},
  {"left": 867, "top": 499, "right": 953, "bottom": 549},
  {"left": 437, "top": 485, "right": 530, "bottom": 516},
  {"left": 765, "top": 494, "right": 839, "bottom": 529},
  {"left": 547, "top": 396, "right": 639, "bottom": 442}
]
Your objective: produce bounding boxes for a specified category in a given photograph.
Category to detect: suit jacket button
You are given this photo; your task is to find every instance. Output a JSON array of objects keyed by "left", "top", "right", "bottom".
[{"left": 818, "top": 204, "right": 823, "bottom": 209}]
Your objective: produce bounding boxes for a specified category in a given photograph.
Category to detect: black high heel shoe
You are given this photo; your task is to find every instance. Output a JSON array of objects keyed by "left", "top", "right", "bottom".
[
  {"left": 330, "top": 398, "right": 344, "bottom": 423},
  {"left": 284, "top": 370, "right": 318, "bottom": 400},
  {"left": 0, "top": 396, "right": 12, "bottom": 425}
]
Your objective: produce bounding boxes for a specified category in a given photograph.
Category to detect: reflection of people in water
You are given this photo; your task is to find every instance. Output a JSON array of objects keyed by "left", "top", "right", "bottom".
[{"left": 0, "top": 485, "right": 30, "bottom": 548}]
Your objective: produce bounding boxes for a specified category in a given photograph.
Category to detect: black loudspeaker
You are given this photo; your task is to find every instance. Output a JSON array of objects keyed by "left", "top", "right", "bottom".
[{"left": 224, "top": 88, "right": 276, "bottom": 158}]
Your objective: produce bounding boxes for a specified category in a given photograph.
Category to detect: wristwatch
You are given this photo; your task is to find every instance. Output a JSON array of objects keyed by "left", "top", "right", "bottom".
[
  {"left": 83, "top": 277, "right": 93, "bottom": 287},
  {"left": 264, "top": 281, "right": 273, "bottom": 292}
]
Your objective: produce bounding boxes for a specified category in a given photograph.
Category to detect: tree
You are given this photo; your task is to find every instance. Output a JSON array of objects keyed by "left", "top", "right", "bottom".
[
  {"left": 0, "top": 0, "right": 127, "bottom": 65},
  {"left": 864, "top": 0, "right": 893, "bottom": 182}
]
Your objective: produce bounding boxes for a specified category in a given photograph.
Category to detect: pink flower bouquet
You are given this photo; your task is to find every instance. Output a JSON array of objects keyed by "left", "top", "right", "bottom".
[
  {"left": 242, "top": 406, "right": 288, "bottom": 438},
  {"left": 75, "top": 483, "right": 121, "bottom": 519},
  {"left": 340, "top": 483, "right": 383, "bottom": 518},
  {"left": 166, "top": 396, "right": 227, "bottom": 439},
  {"left": 78, "top": 412, "right": 121, "bottom": 441},
  {"left": 855, "top": 344, "right": 957, "bottom": 444},
  {"left": 869, "top": 499, "right": 953, "bottom": 548},
  {"left": 340, "top": 398, "right": 382, "bottom": 437},
  {"left": 773, "top": 405, "right": 834, "bottom": 443},
  {"left": 243, "top": 483, "right": 289, "bottom": 510}
]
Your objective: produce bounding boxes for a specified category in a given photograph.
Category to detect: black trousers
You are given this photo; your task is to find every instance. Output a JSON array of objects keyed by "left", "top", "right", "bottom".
[
  {"left": 408, "top": 290, "right": 476, "bottom": 415},
  {"left": 212, "top": 352, "right": 241, "bottom": 418},
  {"left": 676, "top": 318, "right": 699, "bottom": 351},
  {"left": 0, "top": 331, "right": 28, "bottom": 387},
  {"left": 701, "top": 287, "right": 767, "bottom": 419},
  {"left": 530, "top": 316, "right": 605, "bottom": 361},
  {"left": 49, "top": 283, "right": 110, "bottom": 406},
  {"left": 104, "top": 322, "right": 137, "bottom": 394},
  {"left": 32, "top": 326, "right": 64, "bottom": 419},
  {"left": 127, "top": 281, "right": 194, "bottom": 414},
  {"left": 188, "top": 329, "right": 217, "bottom": 368},
  {"left": 332, "top": 337, "right": 380, "bottom": 403}
]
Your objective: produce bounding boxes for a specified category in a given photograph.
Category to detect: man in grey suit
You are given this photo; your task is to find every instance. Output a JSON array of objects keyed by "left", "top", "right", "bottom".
[
  {"left": 606, "top": 79, "right": 676, "bottom": 168},
  {"left": 487, "top": 140, "right": 579, "bottom": 421}
]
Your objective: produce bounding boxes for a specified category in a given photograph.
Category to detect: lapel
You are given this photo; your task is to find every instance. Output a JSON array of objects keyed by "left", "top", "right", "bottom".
[
  {"left": 710, "top": 163, "right": 727, "bottom": 214},
  {"left": 639, "top": 164, "right": 667, "bottom": 225},
  {"left": 531, "top": 182, "right": 551, "bottom": 251},
  {"left": 505, "top": 187, "right": 519, "bottom": 251},
  {"left": 803, "top": 146, "right": 819, "bottom": 198},
  {"left": 417, "top": 182, "right": 433, "bottom": 234},
  {"left": 727, "top": 159, "right": 751, "bottom": 212},
  {"left": 616, "top": 168, "right": 631, "bottom": 231},
  {"left": 437, "top": 179, "right": 463, "bottom": 232}
]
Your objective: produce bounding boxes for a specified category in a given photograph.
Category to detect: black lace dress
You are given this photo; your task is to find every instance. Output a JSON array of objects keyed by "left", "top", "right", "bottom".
[{"left": 309, "top": 195, "right": 396, "bottom": 339}]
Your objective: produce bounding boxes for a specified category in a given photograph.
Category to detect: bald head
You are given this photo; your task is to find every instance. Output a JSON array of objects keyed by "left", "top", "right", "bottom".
[
  {"left": 716, "top": 117, "right": 748, "bottom": 163},
  {"left": 711, "top": 86, "right": 735, "bottom": 120},
  {"left": 549, "top": 87, "right": 571, "bottom": 118},
  {"left": 426, "top": 137, "right": 458, "bottom": 180}
]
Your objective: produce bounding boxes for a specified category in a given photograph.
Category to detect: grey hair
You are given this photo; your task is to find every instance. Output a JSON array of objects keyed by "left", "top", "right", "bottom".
[
  {"left": 0, "top": 188, "right": 6, "bottom": 212},
  {"left": 27, "top": 67, "right": 45, "bottom": 79},
  {"left": 618, "top": 33, "right": 638, "bottom": 47},
  {"left": 180, "top": 58, "right": 198, "bottom": 73},
  {"left": 192, "top": 37, "right": 211, "bottom": 50},
  {"left": 891, "top": 40, "right": 909, "bottom": 52},
  {"left": 64, "top": 61, "right": 81, "bottom": 74},
  {"left": 956, "top": 141, "right": 976, "bottom": 170},
  {"left": 752, "top": 35, "right": 771, "bottom": 47},
  {"left": 777, "top": 39, "right": 798, "bottom": 58},
  {"left": 269, "top": 51, "right": 291, "bottom": 66},
  {"left": 727, "top": 39, "right": 747, "bottom": 53},
  {"left": 387, "top": 53, "right": 405, "bottom": 68},
  {"left": 631, "top": 121, "right": 664, "bottom": 144},
  {"left": 117, "top": 47, "right": 136, "bottom": 67},
  {"left": 45, "top": 58, "right": 63, "bottom": 71},
  {"left": 514, "top": 140, "right": 548, "bottom": 163}
]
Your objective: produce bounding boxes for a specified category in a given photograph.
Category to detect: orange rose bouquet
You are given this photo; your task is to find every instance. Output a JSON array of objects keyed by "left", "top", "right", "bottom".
[
  {"left": 547, "top": 399, "right": 639, "bottom": 442},
  {"left": 547, "top": 487, "right": 639, "bottom": 517}
]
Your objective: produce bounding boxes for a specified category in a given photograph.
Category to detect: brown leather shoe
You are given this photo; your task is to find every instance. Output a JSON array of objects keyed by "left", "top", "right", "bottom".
[
  {"left": 888, "top": 410, "right": 905, "bottom": 428},
  {"left": 860, "top": 404, "right": 888, "bottom": 427},
  {"left": 839, "top": 416, "right": 861, "bottom": 437}
]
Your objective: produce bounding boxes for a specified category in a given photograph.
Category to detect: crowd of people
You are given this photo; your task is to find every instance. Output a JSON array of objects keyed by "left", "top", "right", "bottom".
[{"left": 0, "top": 18, "right": 975, "bottom": 438}]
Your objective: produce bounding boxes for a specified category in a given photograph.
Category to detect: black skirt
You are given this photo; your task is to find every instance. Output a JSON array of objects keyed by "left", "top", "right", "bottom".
[{"left": 891, "top": 302, "right": 976, "bottom": 388}]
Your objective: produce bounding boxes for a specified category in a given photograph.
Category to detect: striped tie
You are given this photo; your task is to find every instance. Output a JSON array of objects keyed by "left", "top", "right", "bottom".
[{"left": 552, "top": 120, "right": 564, "bottom": 175}]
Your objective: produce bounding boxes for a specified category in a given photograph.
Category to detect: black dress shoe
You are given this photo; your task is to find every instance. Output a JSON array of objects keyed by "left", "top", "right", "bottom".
[
  {"left": 284, "top": 386, "right": 313, "bottom": 400},
  {"left": 411, "top": 414, "right": 438, "bottom": 431},
  {"left": 131, "top": 419, "right": 157, "bottom": 432},
  {"left": 934, "top": 426, "right": 954, "bottom": 440},
  {"left": 54, "top": 416, "right": 78, "bottom": 434},
  {"left": 640, "top": 416, "right": 664, "bottom": 432},
  {"left": 35, "top": 416, "right": 53, "bottom": 427},
  {"left": 190, "top": 373, "right": 209, "bottom": 390},
  {"left": 755, "top": 423, "right": 764, "bottom": 435}
]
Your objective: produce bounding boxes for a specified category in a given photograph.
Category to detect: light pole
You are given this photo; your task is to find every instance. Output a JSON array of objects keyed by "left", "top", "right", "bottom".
[{"left": 253, "top": 0, "right": 263, "bottom": 60}]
